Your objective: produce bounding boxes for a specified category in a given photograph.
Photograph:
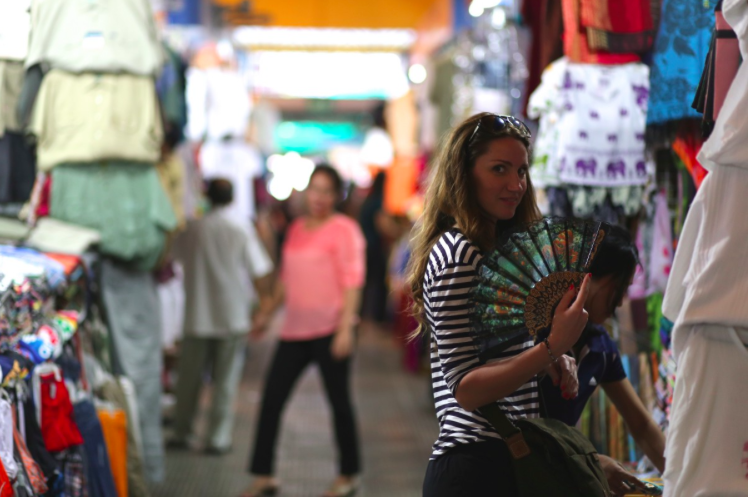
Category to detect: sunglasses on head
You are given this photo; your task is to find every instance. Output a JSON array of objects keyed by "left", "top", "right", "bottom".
[{"left": 468, "top": 114, "right": 532, "bottom": 145}]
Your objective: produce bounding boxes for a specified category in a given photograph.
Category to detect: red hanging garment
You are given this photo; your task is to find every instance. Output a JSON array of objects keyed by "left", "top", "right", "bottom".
[
  {"left": 562, "top": 0, "right": 642, "bottom": 64},
  {"left": 0, "top": 458, "right": 12, "bottom": 497},
  {"left": 580, "top": 0, "right": 660, "bottom": 53},
  {"left": 12, "top": 405, "right": 48, "bottom": 495},
  {"left": 32, "top": 365, "right": 84, "bottom": 453}
]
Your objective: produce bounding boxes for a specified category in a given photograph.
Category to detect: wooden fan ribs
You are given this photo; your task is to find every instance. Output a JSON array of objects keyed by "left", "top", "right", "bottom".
[{"left": 525, "top": 271, "right": 584, "bottom": 336}]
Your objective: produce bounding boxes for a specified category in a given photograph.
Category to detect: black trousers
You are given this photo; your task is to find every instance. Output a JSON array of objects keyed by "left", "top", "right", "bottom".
[
  {"left": 423, "top": 440, "right": 518, "bottom": 497},
  {"left": 250, "top": 335, "right": 361, "bottom": 476}
]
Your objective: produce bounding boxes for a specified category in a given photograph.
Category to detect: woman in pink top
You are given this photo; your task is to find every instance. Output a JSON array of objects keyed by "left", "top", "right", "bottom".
[{"left": 243, "top": 165, "right": 366, "bottom": 497}]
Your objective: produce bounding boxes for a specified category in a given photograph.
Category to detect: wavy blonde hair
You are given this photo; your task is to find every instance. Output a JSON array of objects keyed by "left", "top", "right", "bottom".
[{"left": 407, "top": 113, "right": 542, "bottom": 338}]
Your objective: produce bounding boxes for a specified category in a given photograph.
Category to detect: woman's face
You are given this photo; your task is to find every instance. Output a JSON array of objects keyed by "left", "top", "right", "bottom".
[
  {"left": 470, "top": 137, "right": 529, "bottom": 222},
  {"left": 306, "top": 172, "right": 338, "bottom": 219},
  {"left": 585, "top": 274, "right": 632, "bottom": 324}
]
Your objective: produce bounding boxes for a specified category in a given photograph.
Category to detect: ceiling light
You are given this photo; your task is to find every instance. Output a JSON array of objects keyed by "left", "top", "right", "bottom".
[
  {"left": 408, "top": 64, "right": 427, "bottom": 84},
  {"left": 469, "top": 2, "right": 485, "bottom": 17}
]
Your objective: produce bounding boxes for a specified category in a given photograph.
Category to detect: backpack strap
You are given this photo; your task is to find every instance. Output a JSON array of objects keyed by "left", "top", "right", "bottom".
[{"left": 479, "top": 403, "right": 531, "bottom": 460}]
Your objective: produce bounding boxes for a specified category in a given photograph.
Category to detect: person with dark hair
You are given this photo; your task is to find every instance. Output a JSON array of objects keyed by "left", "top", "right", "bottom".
[
  {"left": 242, "top": 165, "right": 366, "bottom": 497},
  {"left": 358, "top": 171, "right": 388, "bottom": 322},
  {"left": 206, "top": 177, "right": 234, "bottom": 206},
  {"left": 540, "top": 224, "right": 666, "bottom": 496},
  {"left": 371, "top": 102, "right": 387, "bottom": 130},
  {"left": 360, "top": 103, "right": 394, "bottom": 175},
  {"left": 169, "top": 177, "right": 274, "bottom": 454}
]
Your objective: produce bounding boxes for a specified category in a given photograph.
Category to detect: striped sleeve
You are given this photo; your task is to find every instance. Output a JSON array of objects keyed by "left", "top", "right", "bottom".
[
  {"left": 425, "top": 232, "right": 481, "bottom": 395},
  {"left": 425, "top": 230, "right": 540, "bottom": 459}
]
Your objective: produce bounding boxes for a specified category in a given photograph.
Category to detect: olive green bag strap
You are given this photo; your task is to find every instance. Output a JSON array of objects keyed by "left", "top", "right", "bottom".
[{"left": 479, "top": 403, "right": 532, "bottom": 460}]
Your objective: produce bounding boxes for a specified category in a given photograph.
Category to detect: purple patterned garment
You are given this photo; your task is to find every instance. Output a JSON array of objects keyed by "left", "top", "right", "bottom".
[
  {"left": 575, "top": 159, "right": 598, "bottom": 177},
  {"left": 632, "top": 84, "right": 649, "bottom": 108},
  {"left": 607, "top": 160, "right": 626, "bottom": 178}
]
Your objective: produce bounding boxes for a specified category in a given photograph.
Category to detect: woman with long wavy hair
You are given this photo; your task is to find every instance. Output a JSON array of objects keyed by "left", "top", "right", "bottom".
[{"left": 408, "top": 113, "right": 592, "bottom": 496}]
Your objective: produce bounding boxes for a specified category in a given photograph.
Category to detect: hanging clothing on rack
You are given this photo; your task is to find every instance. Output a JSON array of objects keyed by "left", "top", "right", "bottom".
[
  {"left": 0, "top": 60, "right": 24, "bottom": 136},
  {"left": 50, "top": 162, "right": 177, "bottom": 272},
  {"left": 662, "top": 1, "right": 748, "bottom": 494},
  {"left": 672, "top": 133, "right": 708, "bottom": 188},
  {"left": 99, "top": 259, "right": 164, "bottom": 483},
  {"left": 0, "top": 58, "right": 34, "bottom": 203},
  {"left": 554, "top": 61, "right": 651, "bottom": 187},
  {"left": 580, "top": 0, "right": 660, "bottom": 54},
  {"left": 156, "top": 151, "right": 187, "bottom": 230},
  {"left": 0, "top": 246, "right": 66, "bottom": 289},
  {"left": 562, "top": 0, "right": 642, "bottom": 64},
  {"left": 185, "top": 68, "right": 251, "bottom": 142},
  {"left": 0, "top": 396, "right": 16, "bottom": 481},
  {"left": 647, "top": 0, "right": 714, "bottom": 126},
  {"left": 175, "top": 141, "right": 203, "bottom": 222},
  {"left": 73, "top": 400, "right": 117, "bottom": 497},
  {"left": 0, "top": 0, "right": 31, "bottom": 61},
  {"left": 156, "top": 44, "right": 188, "bottom": 141},
  {"left": 0, "top": 131, "right": 36, "bottom": 205},
  {"left": 25, "top": 0, "right": 163, "bottom": 76},
  {"left": 96, "top": 378, "right": 149, "bottom": 497},
  {"left": 96, "top": 405, "right": 127, "bottom": 497},
  {"left": 32, "top": 364, "right": 84, "bottom": 453},
  {"left": 527, "top": 57, "right": 566, "bottom": 188},
  {"left": 664, "top": 0, "right": 748, "bottom": 337},
  {"left": 29, "top": 71, "right": 163, "bottom": 172},
  {"left": 522, "top": 0, "right": 564, "bottom": 115},
  {"left": 429, "top": 51, "right": 459, "bottom": 140}
]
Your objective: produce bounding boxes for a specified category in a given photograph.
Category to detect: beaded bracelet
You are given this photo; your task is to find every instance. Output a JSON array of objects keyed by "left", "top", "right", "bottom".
[{"left": 543, "top": 338, "right": 558, "bottom": 363}]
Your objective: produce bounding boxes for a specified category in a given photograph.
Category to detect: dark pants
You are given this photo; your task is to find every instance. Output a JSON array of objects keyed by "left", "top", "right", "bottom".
[
  {"left": 74, "top": 400, "right": 117, "bottom": 497},
  {"left": 250, "top": 335, "right": 361, "bottom": 476},
  {"left": 423, "top": 440, "right": 518, "bottom": 497}
]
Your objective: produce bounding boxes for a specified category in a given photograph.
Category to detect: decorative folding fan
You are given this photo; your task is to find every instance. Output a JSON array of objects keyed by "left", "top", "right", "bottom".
[{"left": 469, "top": 218, "right": 609, "bottom": 361}]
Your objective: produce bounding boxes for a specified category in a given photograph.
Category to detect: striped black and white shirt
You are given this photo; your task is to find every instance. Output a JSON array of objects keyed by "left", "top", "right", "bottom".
[{"left": 425, "top": 229, "right": 539, "bottom": 459}]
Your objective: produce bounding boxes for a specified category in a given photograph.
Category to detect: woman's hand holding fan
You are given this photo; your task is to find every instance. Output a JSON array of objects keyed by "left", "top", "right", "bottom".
[
  {"left": 469, "top": 217, "right": 608, "bottom": 361},
  {"left": 543, "top": 273, "right": 591, "bottom": 399},
  {"left": 547, "top": 273, "right": 591, "bottom": 356}
]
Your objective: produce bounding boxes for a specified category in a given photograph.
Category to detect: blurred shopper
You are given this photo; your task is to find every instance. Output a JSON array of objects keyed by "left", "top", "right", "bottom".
[
  {"left": 170, "top": 178, "right": 273, "bottom": 454},
  {"left": 359, "top": 171, "right": 388, "bottom": 322},
  {"left": 386, "top": 215, "right": 422, "bottom": 372},
  {"left": 243, "top": 165, "right": 366, "bottom": 497},
  {"left": 540, "top": 225, "right": 665, "bottom": 496}
]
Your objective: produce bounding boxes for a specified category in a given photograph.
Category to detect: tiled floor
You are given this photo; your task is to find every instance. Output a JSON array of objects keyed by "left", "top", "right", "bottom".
[{"left": 152, "top": 323, "right": 438, "bottom": 497}]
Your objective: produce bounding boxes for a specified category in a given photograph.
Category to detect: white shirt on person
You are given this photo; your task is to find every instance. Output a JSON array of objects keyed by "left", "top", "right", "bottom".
[{"left": 173, "top": 207, "right": 273, "bottom": 337}]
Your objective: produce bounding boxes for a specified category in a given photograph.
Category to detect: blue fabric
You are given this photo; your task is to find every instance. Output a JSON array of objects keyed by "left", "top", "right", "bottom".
[
  {"left": 541, "top": 326, "right": 627, "bottom": 426},
  {"left": 17, "top": 336, "right": 54, "bottom": 365},
  {"left": 0, "top": 351, "right": 35, "bottom": 379},
  {"left": 647, "top": 0, "right": 714, "bottom": 125},
  {"left": 73, "top": 400, "right": 117, "bottom": 497}
]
